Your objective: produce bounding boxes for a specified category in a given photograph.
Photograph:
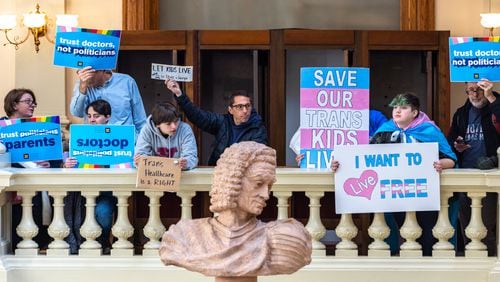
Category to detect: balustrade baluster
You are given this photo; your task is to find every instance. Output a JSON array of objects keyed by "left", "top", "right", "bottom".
[
  {"left": 143, "top": 191, "right": 166, "bottom": 256},
  {"left": 335, "top": 213, "right": 358, "bottom": 256},
  {"left": 368, "top": 212, "right": 390, "bottom": 256},
  {"left": 432, "top": 192, "right": 455, "bottom": 257},
  {"left": 273, "top": 191, "right": 291, "bottom": 220},
  {"left": 465, "top": 192, "right": 487, "bottom": 257},
  {"left": 47, "top": 191, "right": 70, "bottom": 255},
  {"left": 305, "top": 191, "right": 326, "bottom": 256},
  {"left": 111, "top": 191, "right": 134, "bottom": 256},
  {"left": 177, "top": 191, "right": 195, "bottom": 220},
  {"left": 79, "top": 192, "right": 102, "bottom": 256},
  {"left": 400, "top": 211, "right": 422, "bottom": 257},
  {"left": 15, "top": 191, "right": 38, "bottom": 255}
]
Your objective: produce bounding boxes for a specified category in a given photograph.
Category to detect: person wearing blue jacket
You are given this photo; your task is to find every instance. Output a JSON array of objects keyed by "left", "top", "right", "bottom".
[
  {"left": 165, "top": 79, "right": 267, "bottom": 166},
  {"left": 134, "top": 102, "right": 198, "bottom": 170}
]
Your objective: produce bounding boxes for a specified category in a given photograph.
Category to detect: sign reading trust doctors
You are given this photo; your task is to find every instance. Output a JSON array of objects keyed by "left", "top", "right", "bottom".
[
  {"left": 449, "top": 37, "right": 500, "bottom": 82},
  {"left": 53, "top": 26, "right": 121, "bottom": 70}
]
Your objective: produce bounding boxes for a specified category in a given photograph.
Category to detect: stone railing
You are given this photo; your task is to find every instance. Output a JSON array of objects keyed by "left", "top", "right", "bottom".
[{"left": 0, "top": 167, "right": 499, "bottom": 282}]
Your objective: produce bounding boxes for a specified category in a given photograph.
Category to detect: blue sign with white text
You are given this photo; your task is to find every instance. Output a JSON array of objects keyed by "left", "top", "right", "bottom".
[
  {"left": 69, "top": 124, "right": 134, "bottom": 166},
  {"left": 449, "top": 37, "right": 500, "bottom": 82},
  {"left": 0, "top": 116, "right": 62, "bottom": 162},
  {"left": 53, "top": 26, "right": 121, "bottom": 70}
]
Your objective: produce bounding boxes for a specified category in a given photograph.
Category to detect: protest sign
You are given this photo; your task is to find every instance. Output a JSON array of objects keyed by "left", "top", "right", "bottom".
[
  {"left": 449, "top": 37, "right": 500, "bottom": 82},
  {"left": 136, "top": 156, "right": 181, "bottom": 191},
  {"left": 299, "top": 67, "right": 370, "bottom": 168},
  {"left": 0, "top": 116, "right": 62, "bottom": 162},
  {"left": 69, "top": 124, "right": 134, "bottom": 167},
  {"left": 151, "top": 63, "right": 193, "bottom": 82},
  {"left": 53, "top": 26, "right": 121, "bottom": 70},
  {"left": 334, "top": 143, "right": 440, "bottom": 214}
]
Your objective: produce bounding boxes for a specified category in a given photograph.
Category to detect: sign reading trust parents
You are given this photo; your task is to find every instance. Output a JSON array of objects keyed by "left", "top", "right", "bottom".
[
  {"left": 69, "top": 124, "right": 134, "bottom": 167},
  {"left": 0, "top": 116, "right": 62, "bottom": 163},
  {"left": 334, "top": 143, "right": 440, "bottom": 214},
  {"left": 449, "top": 37, "right": 500, "bottom": 82},
  {"left": 53, "top": 26, "right": 121, "bottom": 70},
  {"left": 299, "top": 67, "right": 370, "bottom": 169}
]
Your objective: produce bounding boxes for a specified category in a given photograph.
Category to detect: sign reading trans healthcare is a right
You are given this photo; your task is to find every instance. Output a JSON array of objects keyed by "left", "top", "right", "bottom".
[{"left": 449, "top": 37, "right": 500, "bottom": 82}]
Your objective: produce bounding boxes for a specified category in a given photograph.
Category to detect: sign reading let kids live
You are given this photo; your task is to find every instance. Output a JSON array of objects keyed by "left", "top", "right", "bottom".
[
  {"left": 0, "top": 116, "right": 62, "bottom": 163},
  {"left": 299, "top": 67, "right": 370, "bottom": 169},
  {"left": 334, "top": 143, "right": 440, "bottom": 214}
]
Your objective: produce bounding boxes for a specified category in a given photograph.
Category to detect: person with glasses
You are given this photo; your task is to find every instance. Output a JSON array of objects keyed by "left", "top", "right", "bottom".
[
  {"left": 2, "top": 88, "right": 62, "bottom": 252},
  {"left": 165, "top": 79, "right": 267, "bottom": 165},
  {"left": 447, "top": 78, "right": 500, "bottom": 256}
]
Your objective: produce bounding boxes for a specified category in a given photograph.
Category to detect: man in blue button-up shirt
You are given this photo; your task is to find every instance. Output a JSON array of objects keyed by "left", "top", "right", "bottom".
[{"left": 70, "top": 66, "right": 147, "bottom": 135}]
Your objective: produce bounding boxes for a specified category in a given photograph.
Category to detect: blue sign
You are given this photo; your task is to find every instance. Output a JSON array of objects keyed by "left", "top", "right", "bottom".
[
  {"left": 449, "top": 37, "right": 500, "bottom": 82},
  {"left": 69, "top": 124, "right": 134, "bottom": 167},
  {"left": 0, "top": 116, "right": 62, "bottom": 163},
  {"left": 53, "top": 26, "right": 121, "bottom": 70}
]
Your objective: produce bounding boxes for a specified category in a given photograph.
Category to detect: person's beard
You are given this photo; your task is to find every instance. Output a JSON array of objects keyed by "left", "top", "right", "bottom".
[{"left": 470, "top": 98, "right": 488, "bottom": 109}]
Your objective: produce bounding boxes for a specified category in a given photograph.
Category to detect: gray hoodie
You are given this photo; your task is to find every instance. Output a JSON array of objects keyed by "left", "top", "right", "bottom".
[{"left": 135, "top": 116, "right": 198, "bottom": 170}]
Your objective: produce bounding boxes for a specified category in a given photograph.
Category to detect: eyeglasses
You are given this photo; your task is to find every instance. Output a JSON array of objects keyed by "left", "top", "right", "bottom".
[
  {"left": 18, "top": 99, "right": 37, "bottom": 106},
  {"left": 231, "top": 103, "right": 252, "bottom": 111},
  {"left": 466, "top": 88, "right": 484, "bottom": 95}
]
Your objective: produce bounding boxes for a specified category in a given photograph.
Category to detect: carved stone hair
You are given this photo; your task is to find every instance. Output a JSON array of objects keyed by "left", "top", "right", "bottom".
[{"left": 209, "top": 141, "right": 276, "bottom": 213}]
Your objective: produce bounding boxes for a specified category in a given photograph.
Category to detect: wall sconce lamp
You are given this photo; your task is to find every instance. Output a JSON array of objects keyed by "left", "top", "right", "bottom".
[
  {"left": 481, "top": 0, "right": 500, "bottom": 36},
  {"left": 480, "top": 13, "right": 500, "bottom": 36},
  {"left": 0, "top": 3, "right": 78, "bottom": 53}
]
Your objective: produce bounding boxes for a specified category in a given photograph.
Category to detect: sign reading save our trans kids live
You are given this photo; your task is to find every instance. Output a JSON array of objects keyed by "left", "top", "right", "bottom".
[
  {"left": 0, "top": 116, "right": 62, "bottom": 163},
  {"left": 449, "top": 37, "right": 500, "bottom": 82},
  {"left": 53, "top": 26, "right": 121, "bottom": 70},
  {"left": 69, "top": 125, "right": 134, "bottom": 167},
  {"left": 299, "top": 67, "right": 369, "bottom": 169},
  {"left": 334, "top": 143, "right": 440, "bottom": 214}
]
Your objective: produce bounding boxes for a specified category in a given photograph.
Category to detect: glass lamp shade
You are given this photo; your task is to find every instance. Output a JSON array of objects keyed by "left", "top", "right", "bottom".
[
  {"left": 480, "top": 13, "right": 500, "bottom": 29},
  {"left": 0, "top": 15, "right": 17, "bottom": 30},
  {"left": 23, "top": 12, "right": 46, "bottom": 28},
  {"left": 56, "top": 14, "right": 78, "bottom": 27}
]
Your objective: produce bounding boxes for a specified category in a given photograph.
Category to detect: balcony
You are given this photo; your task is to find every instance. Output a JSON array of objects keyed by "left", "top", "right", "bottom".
[{"left": 0, "top": 167, "right": 499, "bottom": 282}]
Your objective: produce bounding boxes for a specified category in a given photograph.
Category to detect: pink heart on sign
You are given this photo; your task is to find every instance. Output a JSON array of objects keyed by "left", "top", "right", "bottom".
[{"left": 343, "top": 170, "right": 378, "bottom": 200}]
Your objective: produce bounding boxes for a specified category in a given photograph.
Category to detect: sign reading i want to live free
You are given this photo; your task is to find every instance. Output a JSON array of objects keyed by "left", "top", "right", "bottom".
[
  {"left": 299, "top": 67, "right": 370, "bottom": 169},
  {"left": 449, "top": 37, "right": 500, "bottom": 82},
  {"left": 53, "top": 26, "right": 121, "bottom": 70}
]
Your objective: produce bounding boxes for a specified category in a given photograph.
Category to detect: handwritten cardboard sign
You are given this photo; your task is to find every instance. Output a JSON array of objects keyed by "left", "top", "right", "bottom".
[
  {"left": 0, "top": 116, "right": 62, "bottom": 162},
  {"left": 151, "top": 63, "right": 193, "bottom": 82},
  {"left": 136, "top": 156, "right": 181, "bottom": 191},
  {"left": 299, "top": 67, "right": 370, "bottom": 168},
  {"left": 334, "top": 142, "right": 440, "bottom": 214},
  {"left": 53, "top": 26, "right": 121, "bottom": 70}
]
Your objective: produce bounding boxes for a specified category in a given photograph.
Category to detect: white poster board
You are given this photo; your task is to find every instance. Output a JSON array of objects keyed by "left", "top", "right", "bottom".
[{"left": 334, "top": 143, "right": 440, "bottom": 214}]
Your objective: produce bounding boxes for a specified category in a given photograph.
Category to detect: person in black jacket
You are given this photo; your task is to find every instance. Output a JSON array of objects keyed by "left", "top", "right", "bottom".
[
  {"left": 165, "top": 79, "right": 268, "bottom": 165},
  {"left": 447, "top": 79, "right": 500, "bottom": 256}
]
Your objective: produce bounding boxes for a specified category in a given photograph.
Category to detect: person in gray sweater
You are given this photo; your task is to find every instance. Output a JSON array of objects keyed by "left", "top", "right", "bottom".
[{"left": 134, "top": 102, "right": 198, "bottom": 170}]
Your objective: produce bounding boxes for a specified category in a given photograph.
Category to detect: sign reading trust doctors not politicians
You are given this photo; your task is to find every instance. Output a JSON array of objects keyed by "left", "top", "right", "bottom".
[
  {"left": 53, "top": 26, "right": 121, "bottom": 70},
  {"left": 0, "top": 116, "right": 62, "bottom": 163},
  {"left": 299, "top": 67, "right": 370, "bottom": 169},
  {"left": 449, "top": 37, "right": 500, "bottom": 82},
  {"left": 334, "top": 143, "right": 440, "bottom": 214},
  {"left": 69, "top": 124, "right": 135, "bottom": 167}
]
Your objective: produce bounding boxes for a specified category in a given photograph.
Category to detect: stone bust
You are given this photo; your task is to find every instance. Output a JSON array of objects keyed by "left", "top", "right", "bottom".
[{"left": 160, "top": 141, "right": 312, "bottom": 277}]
